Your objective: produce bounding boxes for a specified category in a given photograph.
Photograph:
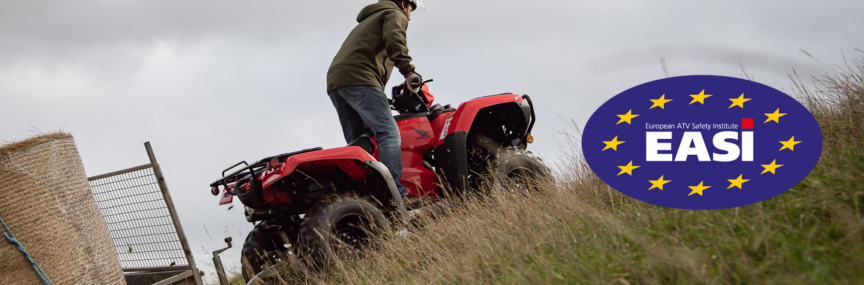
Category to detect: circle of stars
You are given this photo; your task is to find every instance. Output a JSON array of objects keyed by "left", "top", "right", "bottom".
[{"left": 603, "top": 89, "right": 802, "bottom": 198}]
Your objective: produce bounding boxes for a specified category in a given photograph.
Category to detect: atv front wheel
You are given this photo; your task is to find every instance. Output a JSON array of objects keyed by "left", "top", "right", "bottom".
[
  {"left": 241, "top": 219, "right": 297, "bottom": 281},
  {"left": 297, "top": 195, "right": 391, "bottom": 268},
  {"left": 492, "top": 148, "right": 550, "bottom": 188}
]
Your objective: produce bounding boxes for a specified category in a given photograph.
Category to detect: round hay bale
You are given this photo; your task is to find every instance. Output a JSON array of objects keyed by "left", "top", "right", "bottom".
[{"left": 0, "top": 133, "right": 125, "bottom": 285}]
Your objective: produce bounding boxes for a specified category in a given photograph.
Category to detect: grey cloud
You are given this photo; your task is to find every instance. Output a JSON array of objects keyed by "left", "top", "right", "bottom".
[{"left": 584, "top": 45, "right": 824, "bottom": 78}]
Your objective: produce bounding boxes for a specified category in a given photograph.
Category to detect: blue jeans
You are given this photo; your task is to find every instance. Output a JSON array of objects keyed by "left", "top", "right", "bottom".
[{"left": 328, "top": 86, "right": 406, "bottom": 196}]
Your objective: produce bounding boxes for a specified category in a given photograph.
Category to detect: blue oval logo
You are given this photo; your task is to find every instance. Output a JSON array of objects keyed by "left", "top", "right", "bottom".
[{"left": 582, "top": 75, "right": 822, "bottom": 210}]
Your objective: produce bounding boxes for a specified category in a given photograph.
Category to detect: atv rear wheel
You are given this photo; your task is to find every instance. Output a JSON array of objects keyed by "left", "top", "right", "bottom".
[
  {"left": 492, "top": 148, "right": 549, "bottom": 189},
  {"left": 241, "top": 219, "right": 297, "bottom": 281},
  {"left": 297, "top": 195, "right": 391, "bottom": 269}
]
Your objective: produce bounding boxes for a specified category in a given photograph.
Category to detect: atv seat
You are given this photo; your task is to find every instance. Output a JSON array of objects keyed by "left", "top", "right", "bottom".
[{"left": 348, "top": 130, "right": 376, "bottom": 155}]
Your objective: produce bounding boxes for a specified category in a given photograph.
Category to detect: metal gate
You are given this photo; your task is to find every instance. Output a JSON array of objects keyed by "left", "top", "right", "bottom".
[{"left": 88, "top": 142, "right": 202, "bottom": 285}]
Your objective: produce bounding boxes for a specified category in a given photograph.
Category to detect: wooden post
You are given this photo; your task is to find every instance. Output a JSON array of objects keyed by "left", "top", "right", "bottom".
[{"left": 145, "top": 142, "right": 202, "bottom": 285}]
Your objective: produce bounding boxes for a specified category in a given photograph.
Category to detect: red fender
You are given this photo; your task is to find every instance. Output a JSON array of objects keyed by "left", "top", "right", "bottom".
[
  {"left": 434, "top": 94, "right": 525, "bottom": 146},
  {"left": 260, "top": 146, "right": 375, "bottom": 188},
  {"left": 258, "top": 146, "right": 406, "bottom": 212}
]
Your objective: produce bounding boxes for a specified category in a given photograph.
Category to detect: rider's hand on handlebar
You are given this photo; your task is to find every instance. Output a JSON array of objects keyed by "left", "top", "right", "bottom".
[{"left": 405, "top": 72, "right": 423, "bottom": 93}]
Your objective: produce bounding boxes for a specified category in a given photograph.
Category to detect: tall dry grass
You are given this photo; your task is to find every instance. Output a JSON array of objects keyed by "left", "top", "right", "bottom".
[{"left": 236, "top": 53, "right": 864, "bottom": 285}]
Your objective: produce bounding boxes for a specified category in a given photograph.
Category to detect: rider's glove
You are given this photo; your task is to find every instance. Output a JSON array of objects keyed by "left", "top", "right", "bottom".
[{"left": 405, "top": 72, "right": 423, "bottom": 93}]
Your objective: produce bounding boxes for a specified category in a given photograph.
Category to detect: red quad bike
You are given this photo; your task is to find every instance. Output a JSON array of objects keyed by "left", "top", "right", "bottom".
[{"left": 208, "top": 79, "right": 547, "bottom": 281}]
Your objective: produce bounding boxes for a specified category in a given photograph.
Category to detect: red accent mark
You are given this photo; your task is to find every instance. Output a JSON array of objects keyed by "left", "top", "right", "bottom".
[{"left": 742, "top": 118, "right": 753, "bottom": 129}]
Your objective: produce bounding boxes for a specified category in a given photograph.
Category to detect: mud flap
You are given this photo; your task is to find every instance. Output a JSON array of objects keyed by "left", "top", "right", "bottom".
[
  {"left": 363, "top": 160, "right": 406, "bottom": 213},
  {"left": 435, "top": 131, "right": 468, "bottom": 195}
]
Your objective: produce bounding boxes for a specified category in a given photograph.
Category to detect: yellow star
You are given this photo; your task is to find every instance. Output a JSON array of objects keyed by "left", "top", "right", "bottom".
[
  {"left": 764, "top": 108, "right": 787, "bottom": 123},
  {"left": 616, "top": 109, "right": 640, "bottom": 125},
  {"left": 649, "top": 94, "right": 673, "bottom": 109},
  {"left": 760, "top": 159, "right": 784, "bottom": 174},
  {"left": 689, "top": 90, "right": 712, "bottom": 105},
  {"left": 728, "top": 93, "right": 751, "bottom": 109},
  {"left": 648, "top": 175, "right": 671, "bottom": 190},
  {"left": 727, "top": 174, "right": 750, "bottom": 189},
  {"left": 688, "top": 181, "right": 711, "bottom": 196},
  {"left": 779, "top": 136, "right": 801, "bottom": 151},
  {"left": 617, "top": 161, "right": 640, "bottom": 176},
  {"left": 602, "top": 136, "right": 625, "bottom": 151}
]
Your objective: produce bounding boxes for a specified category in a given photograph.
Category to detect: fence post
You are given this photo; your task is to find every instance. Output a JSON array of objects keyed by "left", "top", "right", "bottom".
[
  {"left": 211, "top": 237, "right": 232, "bottom": 285},
  {"left": 144, "top": 142, "right": 202, "bottom": 285}
]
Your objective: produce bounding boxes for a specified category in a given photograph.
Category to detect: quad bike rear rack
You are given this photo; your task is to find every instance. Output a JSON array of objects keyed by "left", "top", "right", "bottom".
[{"left": 209, "top": 147, "right": 322, "bottom": 195}]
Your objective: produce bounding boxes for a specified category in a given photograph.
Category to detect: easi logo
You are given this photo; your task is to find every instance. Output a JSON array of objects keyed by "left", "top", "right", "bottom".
[{"left": 583, "top": 75, "right": 822, "bottom": 210}]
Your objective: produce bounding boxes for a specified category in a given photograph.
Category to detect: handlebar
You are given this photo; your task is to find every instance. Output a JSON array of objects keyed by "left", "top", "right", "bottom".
[{"left": 391, "top": 78, "right": 433, "bottom": 114}]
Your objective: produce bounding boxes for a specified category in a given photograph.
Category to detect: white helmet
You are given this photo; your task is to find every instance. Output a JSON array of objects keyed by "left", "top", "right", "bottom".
[
  {"left": 409, "top": 0, "right": 425, "bottom": 15},
  {"left": 391, "top": 0, "right": 425, "bottom": 15}
]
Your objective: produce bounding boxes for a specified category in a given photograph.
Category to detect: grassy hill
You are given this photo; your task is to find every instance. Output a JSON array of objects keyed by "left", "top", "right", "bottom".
[{"left": 235, "top": 55, "right": 864, "bottom": 285}]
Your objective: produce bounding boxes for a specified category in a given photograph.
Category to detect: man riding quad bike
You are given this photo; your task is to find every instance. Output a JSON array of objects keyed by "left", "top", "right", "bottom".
[
  {"left": 207, "top": 0, "right": 547, "bottom": 281},
  {"left": 209, "top": 79, "right": 546, "bottom": 280}
]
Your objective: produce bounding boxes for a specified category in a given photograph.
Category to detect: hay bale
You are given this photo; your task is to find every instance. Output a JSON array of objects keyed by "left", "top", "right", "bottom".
[{"left": 0, "top": 133, "right": 125, "bottom": 285}]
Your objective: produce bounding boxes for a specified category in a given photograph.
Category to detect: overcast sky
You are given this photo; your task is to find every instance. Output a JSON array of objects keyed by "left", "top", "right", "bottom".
[{"left": 2, "top": 0, "right": 862, "bottom": 281}]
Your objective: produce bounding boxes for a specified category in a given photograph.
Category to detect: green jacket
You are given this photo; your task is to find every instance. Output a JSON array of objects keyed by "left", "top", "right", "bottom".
[{"left": 326, "top": 1, "right": 415, "bottom": 93}]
